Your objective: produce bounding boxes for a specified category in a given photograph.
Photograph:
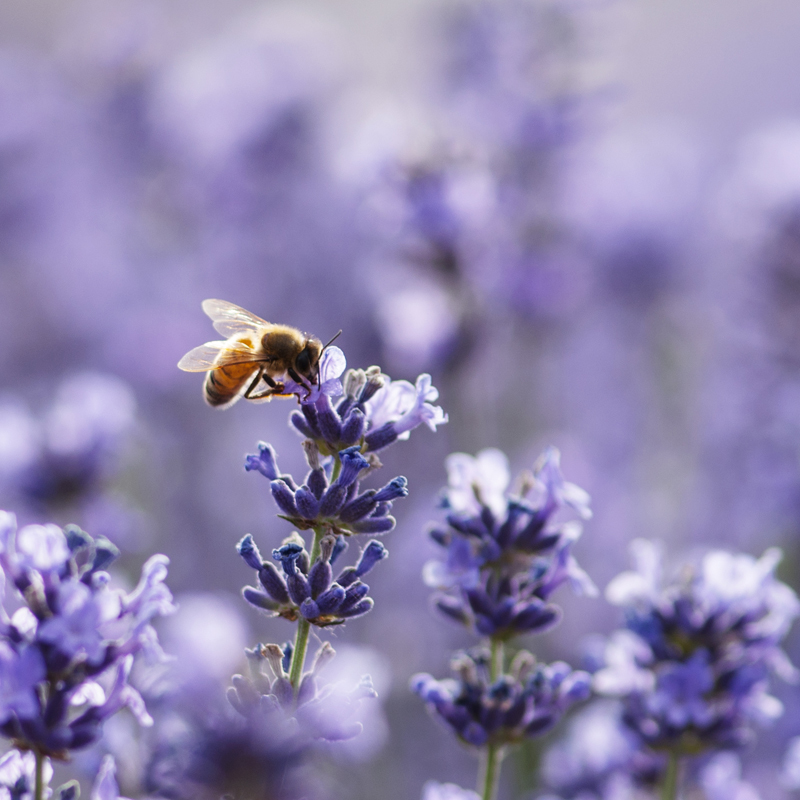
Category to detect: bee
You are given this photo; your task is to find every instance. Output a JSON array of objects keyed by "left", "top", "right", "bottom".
[{"left": 178, "top": 299, "right": 340, "bottom": 408}]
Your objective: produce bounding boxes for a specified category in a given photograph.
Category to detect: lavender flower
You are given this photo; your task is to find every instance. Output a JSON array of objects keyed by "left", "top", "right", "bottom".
[
  {"left": 699, "top": 752, "right": 761, "bottom": 800},
  {"left": 247, "top": 442, "right": 407, "bottom": 537},
  {"left": 0, "top": 749, "right": 53, "bottom": 800},
  {"left": 90, "top": 756, "right": 131, "bottom": 800},
  {"left": 0, "top": 375, "right": 136, "bottom": 512},
  {"left": 539, "top": 700, "right": 663, "bottom": 800},
  {"left": 287, "top": 356, "right": 447, "bottom": 456},
  {"left": 238, "top": 532, "right": 387, "bottom": 626},
  {"left": 424, "top": 447, "right": 595, "bottom": 638},
  {"left": 412, "top": 647, "right": 590, "bottom": 748},
  {"left": 226, "top": 639, "right": 377, "bottom": 753},
  {"left": 145, "top": 697, "right": 308, "bottom": 800},
  {"left": 0, "top": 510, "right": 174, "bottom": 756},
  {"left": 595, "top": 539, "right": 800, "bottom": 752},
  {"left": 414, "top": 445, "right": 596, "bottom": 799}
]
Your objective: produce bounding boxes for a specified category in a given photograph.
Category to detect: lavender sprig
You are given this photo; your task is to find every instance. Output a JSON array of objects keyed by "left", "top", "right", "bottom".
[
  {"left": 592, "top": 539, "right": 800, "bottom": 799},
  {"left": 414, "top": 447, "right": 594, "bottom": 800},
  {"left": 0, "top": 510, "right": 174, "bottom": 800},
  {"left": 232, "top": 346, "right": 447, "bottom": 769}
]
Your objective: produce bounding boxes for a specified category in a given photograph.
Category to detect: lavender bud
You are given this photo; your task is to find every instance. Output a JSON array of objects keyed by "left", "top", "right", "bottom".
[
  {"left": 512, "top": 603, "right": 560, "bottom": 633},
  {"left": 301, "top": 404, "right": 322, "bottom": 437},
  {"left": 308, "top": 560, "right": 332, "bottom": 598},
  {"left": 434, "top": 595, "right": 470, "bottom": 625},
  {"left": 342, "top": 368, "right": 367, "bottom": 400},
  {"left": 287, "top": 572, "right": 310, "bottom": 605},
  {"left": 351, "top": 516, "right": 396, "bottom": 534},
  {"left": 364, "top": 422, "right": 398, "bottom": 452},
  {"left": 330, "top": 536, "right": 348, "bottom": 565},
  {"left": 270, "top": 480, "right": 299, "bottom": 517},
  {"left": 244, "top": 442, "right": 280, "bottom": 480},
  {"left": 242, "top": 587, "right": 279, "bottom": 611},
  {"left": 316, "top": 395, "right": 342, "bottom": 443},
  {"left": 312, "top": 642, "right": 336, "bottom": 674},
  {"left": 355, "top": 541, "right": 388, "bottom": 576},
  {"left": 340, "top": 408, "right": 366, "bottom": 445},
  {"left": 290, "top": 411, "right": 315, "bottom": 438},
  {"left": 338, "top": 491, "right": 377, "bottom": 523},
  {"left": 308, "top": 467, "right": 328, "bottom": 500},
  {"left": 374, "top": 476, "right": 408, "bottom": 502},
  {"left": 337, "top": 447, "right": 370, "bottom": 487},
  {"left": 232, "top": 674, "right": 259, "bottom": 706},
  {"left": 297, "top": 673, "right": 317, "bottom": 706},
  {"left": 316, "top": 584, "right": 346, "bottom": 614},
  {"left": 258, "top": 563, "right": 290, "bottom": 604},
  {"left": 340, "top": 598, "right": 374, "bottom": 618},
  {"left": 299, "top": 598, "right": 321, "bottom": 620},
  {"left": 319, "top": 535, "right": 336, "bottom": 562},
  {"left": 320, "top": 484, "right": 348, "bottom": 517},
  {"left": 273, "top": 677, "right": 294, "bottom": 709},
  {"left": 336, "top": 567, "right": 359, "bottom": 588},
  {"left": 227, "top": 686, "right": 246, "bottom": 715},
  {"left": 272, "top": 543, "right": 304, "bottom": 575},
  {"left": 282, "top": 642, "right": 293, "bottom": 673},
  {"left": 295, "top": 486, "right": 320, "bottom": 520},
  {"left": 302, "top": 439, "right": 321, "bottom": 470},
  {"left": 237, "top": 534, "right": 264, "bottom": 570},
  {"left": 358, "top": 367, "right": 385, "bottom": 402},
  {"left": 340, "top": 581, "right": 370, "bottom": 612}
]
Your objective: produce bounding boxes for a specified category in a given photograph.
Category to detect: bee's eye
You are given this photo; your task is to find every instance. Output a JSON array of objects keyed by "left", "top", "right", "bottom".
[{"left": 295, "top": 347, "right": 312, "bottom": 375}]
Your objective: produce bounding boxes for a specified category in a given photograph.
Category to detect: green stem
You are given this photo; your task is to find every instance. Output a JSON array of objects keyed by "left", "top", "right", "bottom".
[
  {"left": 287, "top": 528, "right": 325, "bottom": 694},
  {"left": 490, "top": 637, "right": 504, "bottom": 681},
  {"left": 479, "top": 743, "right": 503, "bottom": 800},
  {"left": 660, "top": 751, "right": 680, "bottom": 800},
  {"left": 330, "top": 454, "right": 342, "bottom": 483},
  {"left": 34, "top": 750, "right": 44, "bottom": 800},
  {"left": 477, "top": 638, "right": 505, "bottom": 800}
]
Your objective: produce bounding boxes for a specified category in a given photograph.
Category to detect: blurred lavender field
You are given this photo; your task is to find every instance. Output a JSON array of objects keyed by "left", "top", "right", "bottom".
[{"left": 1, "top": 0, "right": 800, "bottom": 797}]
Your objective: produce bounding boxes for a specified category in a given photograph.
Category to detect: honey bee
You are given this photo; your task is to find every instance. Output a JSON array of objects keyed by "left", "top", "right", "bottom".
[{"left": 178, "top": 299, "right": 340, "bottom": 408}]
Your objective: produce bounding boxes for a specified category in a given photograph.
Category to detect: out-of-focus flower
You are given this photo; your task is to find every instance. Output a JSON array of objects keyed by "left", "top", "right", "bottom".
[
  {"left": 421, "top": 781, "right": 480, "bottom": 800},
  {"left": 782, "top": 736, "right": 800, "bottom": 790},
  {"left": 698, "top": 752, "right": 761, "bottom": 800},
  {"left": 0, "top": 511, "right": 174, "bottom": 756},
  {"left": 0, "top": 374, "right": 138, "bottom": 543},
  {"left": 0, "top": 749, "right": 53, "bottom": 800},
  {"left": 539, "top": 700, "right": 663, "bottom": 800},
  {"left": 412, "top": 647, "right": 590, "bottom": 748},
  {"left": 228, "top": 640, "right": 377, "bottom": 746},
  {"left": 424, "top": 447, "right": 595, "bottom": 639},
  {"left": 90, "top": 755, "right": 132, "bottom": 800},
  {"left": 595, "top": 539, "right": 800, "bottom": 752}
]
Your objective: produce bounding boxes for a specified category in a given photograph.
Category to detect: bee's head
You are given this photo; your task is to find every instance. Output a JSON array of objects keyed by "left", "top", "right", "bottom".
[{"left": 294, "top": 338, "right": 323, "bottom": 381}]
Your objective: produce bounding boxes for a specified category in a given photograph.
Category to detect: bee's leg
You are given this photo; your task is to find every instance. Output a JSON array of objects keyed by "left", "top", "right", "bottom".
[
  {"left": 246, "top": 371, "right": 287, "bottom": 401},
  {"left": 243, "top": 367, "right": 267, "bottom": 400},
  {"left": 287, "top": 368, "right": 308, "bottom": 387},
  {"left": 287, "top": 368, "right": 313, "bottom": 400}
]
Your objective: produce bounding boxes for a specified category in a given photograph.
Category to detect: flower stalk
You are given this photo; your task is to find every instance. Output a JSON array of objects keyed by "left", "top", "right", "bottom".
[
  {"left": 34, "top": 751, "right": 44, "bottom": 800},
  {"left": 660, "top": 751, "right": 680, "bottom": 800},
  {"left": 288, "top": 527, "right": 326, "bottom": 693}
]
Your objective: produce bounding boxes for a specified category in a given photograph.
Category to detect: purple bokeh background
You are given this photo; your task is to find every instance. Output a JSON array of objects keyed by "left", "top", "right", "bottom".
[{"left": 1, "top": 0, "right": 800, "bottom": 797}]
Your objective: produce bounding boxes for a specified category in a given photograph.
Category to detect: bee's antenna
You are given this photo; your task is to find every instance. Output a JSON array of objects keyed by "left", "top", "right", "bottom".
[{"left": 322, "top": 330, "right": 342, "bottom": 351}]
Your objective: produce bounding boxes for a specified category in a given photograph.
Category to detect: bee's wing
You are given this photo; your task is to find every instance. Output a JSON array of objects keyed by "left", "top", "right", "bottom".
[
  {"left": 178, "top": 340, "right": 260, "bottom": 372},
  {"left": 202, "top": 299, "right": 270, "bottom": 338}
]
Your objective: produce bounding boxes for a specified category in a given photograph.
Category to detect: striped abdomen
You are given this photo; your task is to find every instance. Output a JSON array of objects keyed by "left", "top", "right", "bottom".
[{"left": 203, "top": 361, "right": 258, "bottom": 408}]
